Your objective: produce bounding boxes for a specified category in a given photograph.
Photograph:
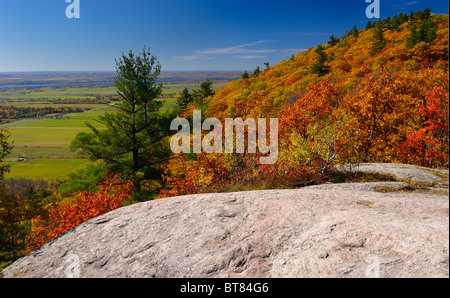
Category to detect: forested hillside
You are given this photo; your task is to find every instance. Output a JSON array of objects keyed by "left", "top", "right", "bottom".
[{"left": 160, "top": 10, "right": 449, "bottom": 197}]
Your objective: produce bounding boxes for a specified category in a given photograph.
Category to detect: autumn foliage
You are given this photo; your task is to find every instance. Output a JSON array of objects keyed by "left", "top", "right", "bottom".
[
  {"left": 398, "top": 86, "right": 449, "bottom": 167},
  {"left": 27, "top": 175, "right": 132, "bottom": 252},
  {"left": 160, "top": 11, "right": 449, "bottom": 198}
]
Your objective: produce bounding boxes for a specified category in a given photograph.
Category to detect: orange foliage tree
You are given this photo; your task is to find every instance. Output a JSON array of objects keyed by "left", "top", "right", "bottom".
[
  {"left": 398, "top": 86, "right": 449, "bottom": 167},
  {"left": 280, "top": 80, "right": 347, "bottom": 174},
  {"left": 27, "top": 175, "right": 132, "bottom": 252},
  {"left": 343, "top": 72, "right": 403, "bottom": 162},
  {"left": 159, "top": 153, "right": 231, "bottom": 198}
]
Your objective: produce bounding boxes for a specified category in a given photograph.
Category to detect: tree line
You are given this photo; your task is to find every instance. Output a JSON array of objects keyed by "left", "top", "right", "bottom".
[{"left": 0, "top": 106, "right": 85, "bottom": 123}]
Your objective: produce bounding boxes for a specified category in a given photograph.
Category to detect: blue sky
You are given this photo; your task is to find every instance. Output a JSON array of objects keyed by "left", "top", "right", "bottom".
[{"left": 0, "top": 0, "right": 448, "bottom": 72}]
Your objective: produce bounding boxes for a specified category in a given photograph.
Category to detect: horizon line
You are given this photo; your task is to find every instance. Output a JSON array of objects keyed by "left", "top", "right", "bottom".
[{"left": 0, "top": 70, "right": 246, "bottom": 74}]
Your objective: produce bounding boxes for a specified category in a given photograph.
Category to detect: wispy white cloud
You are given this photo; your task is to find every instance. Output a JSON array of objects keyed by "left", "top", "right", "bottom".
[
  {"left": 234, "top": 55, "right": 267, "bottom": 59},
  {"left": 198, "top": 40, "right": 276, "bottom": 55},
  {"left": 173, "top": 40, "right": 278, "bottom": 62},
  {"left": 392, "top": 1, "right": 419, "bottom": 7},
  {"left": 173, "top": 55, "right": 210, "bottom": 61},
  {"left": 403, "top": 1, "right": 419, "bottom": 5}
]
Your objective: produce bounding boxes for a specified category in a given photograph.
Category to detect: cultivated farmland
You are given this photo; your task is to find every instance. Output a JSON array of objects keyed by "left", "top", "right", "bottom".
[{"left": 0, "top": 74, "right": 233, "bottom": 180}]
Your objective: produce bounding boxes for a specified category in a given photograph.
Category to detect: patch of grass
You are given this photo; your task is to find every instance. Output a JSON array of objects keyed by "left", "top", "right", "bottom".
[
  {"left": 9, "top": 127, "right": 93, "bottom": 143},
  {"left": 209, "top": 181, "right": 293, "bottom": 194},
  {"left": 0, "top": 118, "right": 44, "bottom": 129},
  {"left": 21, "top": 109, "right": 108, "bottom": 129},
  {"left": 5, "top": 158, "right": 92, "bottom": 180},
  {"left": 425, "top": 169, "right": 450, "bottom": 182},
  {"left": 373, "top": 180, "right": 437, "bottom": 194},
  {"left": 8, "top": 145, "right": 75, "bottom": 160},
  {"left": 22, "top": 118, "right": 105, "bottom": 129},
  {"left": 430, "top": 189, "right": 450, "bottom": 196},
  {"left": 325, "top": 169, "right": 398, "bottom": 184},
  {"left": 160, "top": 97, "right": 177, "bottom": 113}
]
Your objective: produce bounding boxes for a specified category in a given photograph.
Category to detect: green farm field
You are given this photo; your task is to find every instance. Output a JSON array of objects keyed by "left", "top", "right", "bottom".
[
  {"left": 3, "top": 106, "right": 112, "bottom": 179},
  {"left": 0, "top": 85, "right": 118, "bottom": 101},
  {"left": 0, "top": 81, "right": 228, "bottom": 102},
  {"left": 4, "top": 158, "right": 92, "bottom": 180},
  {"left": 1, "top": 78, "right": 228, "bottom": 180}
]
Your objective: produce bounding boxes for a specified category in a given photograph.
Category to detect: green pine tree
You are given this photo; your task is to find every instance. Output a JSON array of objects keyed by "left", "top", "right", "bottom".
[
  {"left": 71, "top": 47, "right": 173, "bottom": 195},
  {"left": 252, "top": 66, "right": 261, "bottom": 77},
  {"left": 328, "top": 34, "right": 340, "bottom": 46},
  {"left": 419, "top": 17, "right": 437, "bottom": 42},
  {"left": 406, "top": 17, "right": 437, "bottom": 49},
  {"left": 176, "top": 87, "right": 193, "bottom": 111},
  {"left": 419, "top": 7, "right": 432, "bottom": 20},
  {"left": 371, "top": 21, "right": 386, "bottom": 55},
  {"left": 310, "top": 44, "right": 330, "bottom": 77},
  {"left": 190, "top": 79, "right": 215, "bottom": 112},
  {"left": 352, "top": 25, "right": 359, "bottom": 38},
  {"left": 406, "top": 23, "right": 421, "bottom": 48}
]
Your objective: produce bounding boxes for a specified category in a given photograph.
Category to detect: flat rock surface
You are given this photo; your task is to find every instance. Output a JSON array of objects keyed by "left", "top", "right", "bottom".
[{"left": 3, "top": 164, "right": 449, "bottom": 278}]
